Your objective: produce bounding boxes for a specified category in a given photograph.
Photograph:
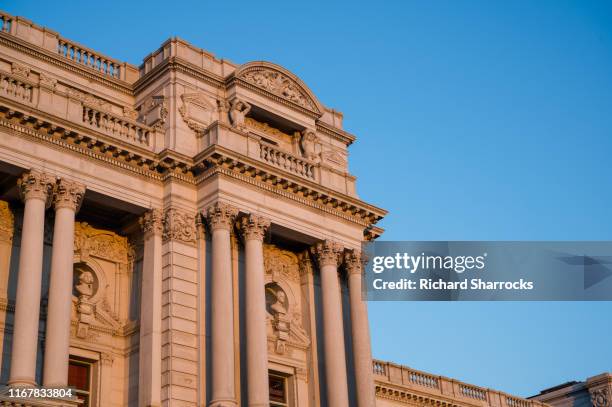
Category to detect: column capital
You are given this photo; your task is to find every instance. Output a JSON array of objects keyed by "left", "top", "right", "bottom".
[
  {"left": 239, "top": 214, "right": 270, "bottom": 242},
  {"left": 344, "top": 249, "right": 365, "bottom": 276},
  {"left": 17, "top": 170, "right": 55, "bottom": 206},
  {"left": 312, "top": 240, "right": 344, "bottom": 268},
  {"left": 298, "top": 251, "right": 314, "bottom": 277},
  {"left": 206, "top": 202, "right": 238, "bottom": 231},
  {"left": 139, "top": 209, "right": 163, "bottom": 237},
  {"left": 53, "top": 179, "right": 86, "bottom": 212}
]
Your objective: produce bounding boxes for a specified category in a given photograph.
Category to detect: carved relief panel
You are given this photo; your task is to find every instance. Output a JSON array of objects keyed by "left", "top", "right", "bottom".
[
  {"left": 71, "top": 222, "right": 137, "bottom": 342},
  {"left": 263, "top": 244, "right": 310, "bottom": 358},
  {"left": 178, "top": 92, "right": 216, "bottom": 132}
]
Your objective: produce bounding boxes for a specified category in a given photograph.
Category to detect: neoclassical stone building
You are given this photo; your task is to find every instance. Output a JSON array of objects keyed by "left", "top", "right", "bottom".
[{"left": 0, "top": 10, "right": 607, "bottom": 407}]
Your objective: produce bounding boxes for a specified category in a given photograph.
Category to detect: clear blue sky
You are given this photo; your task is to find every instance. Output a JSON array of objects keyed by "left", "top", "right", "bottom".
[{"left": 5, "top": 0, "right": 612, "bottom": 397}]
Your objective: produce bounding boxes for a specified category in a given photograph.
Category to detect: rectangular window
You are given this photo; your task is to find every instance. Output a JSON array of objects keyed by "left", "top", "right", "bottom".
[
  {"left": 68, "top": 358, "right": 92, "bottom": 407},
  {"left": 269, "top": 374, "right": 288, "bottom": 407}
]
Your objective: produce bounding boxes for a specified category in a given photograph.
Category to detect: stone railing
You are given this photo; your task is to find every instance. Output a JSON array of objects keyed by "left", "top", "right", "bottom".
[
  {"left": 460, "top": 383, "right": 488, "bottom": 401},
  {"left": 373, "top": 359, "right": 549, "bottom": 407},
  {"left": 81, "top": 105, "right": 152, "bottom": 148},
  {"left": 57, "top": 38, "right": 121, "bottom": 79},
  {"left": 0, "top": 71, "right": 35, "bottom": 104},
  {"left": 0, "top": 11, "right": 139, "bottom": 83},
  {"left": 259, "top": 142, "right": 316, "bottom": 180},
  {"left": 0, "top": 12, "right": 12, "bottom": 33}
]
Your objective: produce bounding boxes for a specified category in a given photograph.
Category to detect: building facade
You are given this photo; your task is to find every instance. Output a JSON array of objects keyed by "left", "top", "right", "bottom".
[{"left": 0, "top": 10, "right": 606, "bottom": 407}]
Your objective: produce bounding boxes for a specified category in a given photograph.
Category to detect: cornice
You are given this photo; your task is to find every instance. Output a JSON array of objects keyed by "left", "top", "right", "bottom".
[
  {"left": 134, "top": 56, "right": 225, "bottom": 94},
  {"left": 0, "top": 32, "right": 133, "bottom": 95},
  {"left": 316, "top": 121, "right": 356, "bottom": 146},
  {"left": 375, "top": 383, "right": 464, "bottom": 407},
  {"left": 0, "top": 101, "right": 385, "bottom": 227},
  {"left": 0, "top": 108, "right": 165, "bottom": 182},
  {"left": 194, "top": 146, "right": 386, "bottom": 226}
]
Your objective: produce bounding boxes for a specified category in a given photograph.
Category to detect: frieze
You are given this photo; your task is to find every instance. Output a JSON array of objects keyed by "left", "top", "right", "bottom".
[
  {"left": 74, "top": 222, "right": 129, "bottom": 264},
  {"left": 11, "top": 62, "right": 30, "bottom": 79},
  {"left": 264, "top": 244, "right": 300, "bottom": 283},
  {"left": 240, "top": 68, "right": 316, "bottom": 112},
  {"left": 39, "top": 73, "right": 57, "bottom": 90},
  {"left": 245, "top": 117, "right": 296, "bottom": 140}
]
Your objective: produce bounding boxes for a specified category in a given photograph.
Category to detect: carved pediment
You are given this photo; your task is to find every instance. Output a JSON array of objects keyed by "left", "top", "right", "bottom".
[{"left": 236, "top": 62, "right": 322, "bottom": 115}]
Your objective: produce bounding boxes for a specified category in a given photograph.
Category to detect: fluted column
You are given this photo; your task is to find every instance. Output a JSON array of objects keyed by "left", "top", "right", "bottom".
[
  {"left": 345, "top": 250, "right": 376, "bottom": 407},
  {"left": 207, "top": 202, "right": 239, "bottom": 407},
  {"left": 9, "top": 170, "right": 55, "bottom": 386},
  {"left": 43, "top": 179, "right": 86, "bottom": 387},
  {"left": 138, "top": 209, "right": 163, "bottom": 407},
  {"left": 240, "top": 214, "right": 271, "bottom": 407},
  {"left": 313, "top": 240, "right": 349, "bottom": 407}
]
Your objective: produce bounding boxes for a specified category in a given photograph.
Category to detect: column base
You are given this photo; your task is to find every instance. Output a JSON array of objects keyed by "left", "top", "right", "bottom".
[
  {"left": 209, "top": 398, "right": 238, "bottom": 407},
  {"left": 7, "top": 377, "right": 37, "bottom": 387}
]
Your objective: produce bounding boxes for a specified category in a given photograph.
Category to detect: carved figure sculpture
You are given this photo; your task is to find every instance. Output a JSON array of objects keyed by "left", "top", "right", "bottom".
[
  {"left": 300, "top": 129, "right": 319, "bottom": 161},
  {"left": 75, "top": 270, "right": 94, "bottom": 299},
  {"left": 229, "top": 99, "right": 251, "bottom": 130}
]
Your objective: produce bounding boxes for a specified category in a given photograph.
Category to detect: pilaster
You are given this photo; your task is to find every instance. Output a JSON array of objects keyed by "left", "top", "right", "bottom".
[{"left": 160, "top": 207, "right": 199, "bottom": 406}]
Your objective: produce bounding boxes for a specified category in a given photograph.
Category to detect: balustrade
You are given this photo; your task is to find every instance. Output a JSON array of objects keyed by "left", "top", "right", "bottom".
[
  {"left": 408, "top": 370, "right": 439, "bottom": 388},
  {"left": 0, "top": 72, "right": 34, "bottom": 103},
  {"left": 57, "top": 39, "right": 121, "bottom": 79},
  {"left": 0, "top": 12, "right": 12, "bottom": 33},
  {"left": 260, "top": 143, "right": 315, "bottom": 180},
  {"left": 460, "top": 384, "right": 488, "bottom": 401},
  {"left": 82, "top": 105, "right": 151, "bottom": 147}
]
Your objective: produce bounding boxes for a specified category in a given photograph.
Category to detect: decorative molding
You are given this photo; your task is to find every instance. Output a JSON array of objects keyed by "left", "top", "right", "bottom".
[
  {"left": 239, "top": 214, "right": 270, "bottom": 242},
  {"left": 53, "top": 178, "right": 86, "bottom": 211},
  {"left": 39, "top": 72, "right": 57, "bottom": 90},
  {"left": 163, "top": 207, "right": 197, "bottom": 245}
]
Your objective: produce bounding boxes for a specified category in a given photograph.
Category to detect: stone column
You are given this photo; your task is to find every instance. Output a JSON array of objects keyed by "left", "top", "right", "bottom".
[
  {"left": 207, "top": 202, "right": 238, "bottom": 407},
  {"left": 312, "top": 240, "right": 349, "bottom": 407},
  {"left": 138, "top": 209, "right": 163, "bottom": 407},
  {"left": 9, "top": 170, "right": 55, "bottom": 386},
  {"left": 345, "top": 250, "right": 376, "bottom": 407},
  {"left": 43, "top": 179, "right": 86, "bottom": 387},
  {"left": 239, "top": 214, "right": 271, "bottom": 407}
]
